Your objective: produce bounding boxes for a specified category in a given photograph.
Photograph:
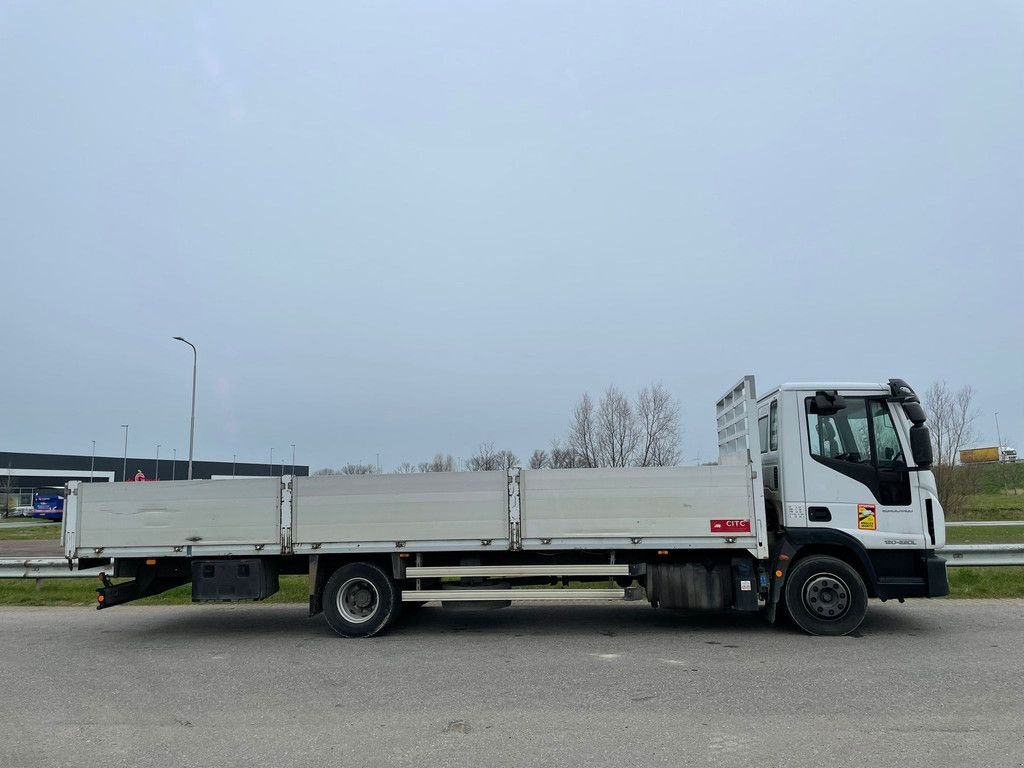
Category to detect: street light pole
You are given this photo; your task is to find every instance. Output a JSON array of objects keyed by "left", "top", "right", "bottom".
[
  {"left": 291, "top": 444, "right": 296, "bottom": 477},
  {"left": 270, "top": 448, "right": 274, "bottom": 477},
  {"left": 90, "top": 440, "right": 96, "bottom": 482},
  {"left": 994, "top": 411, "right": 1012, "bottom": 496},
  {"left": 121, "top": 424, "right": 129, "bottom": 481},
  {"left": 173, "top": 337, "right": 198, "bottom": 480},
  {"left": 995, "top": 412, "right": 1003, "bottom": 457},
  {"left": 232, "top": 454, "right": 236, "bottom": 479},
  {"left": 156, "top": 444, "right": 161, "bottom": 481},
  {"left": 172, "top": 449, "right": 177, "bottom": 481}
]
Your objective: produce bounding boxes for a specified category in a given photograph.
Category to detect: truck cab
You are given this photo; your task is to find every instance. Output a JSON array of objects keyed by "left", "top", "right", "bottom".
[{"left": 756, "top": 379, "right": 947, "bottom": 631}]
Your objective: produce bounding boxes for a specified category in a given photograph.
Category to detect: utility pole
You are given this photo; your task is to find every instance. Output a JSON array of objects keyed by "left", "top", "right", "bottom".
[
  {"left": 291, "top": 444, "right": 296, "bottom": 477},
  {"left": 172, "top": 449, "right": 177, "bottom": 481},
  {"left": 156, "top": 444, "right": 161, "bottom": 480},
  {"left": 270, "top": 448, "right": 274, "bottom": 477},
  {"left": 90, "top": 440, "right": 96, "bottom": 482},
  {"left": 121, "top": 424, "right": 129, "bottom": 482},
  {"left": 232, "top": 454, "right": 237, "bottom": 479},
  {"left": 172, "top": 337, "right": 198, "bottom": 480},
  {"left": 994, "top": 412, "right": 1013, "bottom": 495}
]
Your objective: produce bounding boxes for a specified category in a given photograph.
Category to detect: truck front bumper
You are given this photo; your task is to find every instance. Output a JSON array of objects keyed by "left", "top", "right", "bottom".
[{"left": 875, "top": 553, "right": 948, "bottom": 600}]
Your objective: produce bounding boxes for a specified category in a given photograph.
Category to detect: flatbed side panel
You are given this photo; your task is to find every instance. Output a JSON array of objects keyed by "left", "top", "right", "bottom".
[
  {"left": 75, "top": 478, "right": 282, "bottom": 553},
  {"left": 292, "top": 472, "right": 508, "bottom": 546},
  {"left": 519, "top": 466, "right": 755, "bottom": 546}
]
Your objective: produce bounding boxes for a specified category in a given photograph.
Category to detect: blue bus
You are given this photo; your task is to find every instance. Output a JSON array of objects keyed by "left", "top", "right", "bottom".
[{"left": 31, "top": 490, "right": 64, "bottom": 521}]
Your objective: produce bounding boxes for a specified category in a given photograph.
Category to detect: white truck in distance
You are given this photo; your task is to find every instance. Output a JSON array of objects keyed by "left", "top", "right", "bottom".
[{"left": 62, "top": 376, "right": 948, "bottom": 637}]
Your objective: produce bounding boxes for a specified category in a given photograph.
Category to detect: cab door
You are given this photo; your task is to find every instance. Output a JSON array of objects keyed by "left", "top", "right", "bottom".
[{"left": 800, "top": 392, "right": 924, "bottom": 546}]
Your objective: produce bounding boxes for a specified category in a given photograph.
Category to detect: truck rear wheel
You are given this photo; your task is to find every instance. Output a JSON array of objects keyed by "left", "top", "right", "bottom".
[
  {"left": 784, "top": 555, "right": 867, "bottom": 636},
  {"left": 323, "top": 562, "right": 399, "bottom": 638}
]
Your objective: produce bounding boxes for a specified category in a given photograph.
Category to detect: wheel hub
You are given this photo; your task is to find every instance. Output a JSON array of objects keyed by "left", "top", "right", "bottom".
[
  {"left": 803, "top": 574, "right": 850, "bottom": 620},
  {"left": 337, "top": 577, "right": 380, "bottom": 624}
]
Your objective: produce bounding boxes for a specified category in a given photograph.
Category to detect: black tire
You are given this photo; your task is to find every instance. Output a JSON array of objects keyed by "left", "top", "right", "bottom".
[
  {"left": 783, "top": 555, "right": 867, "bottom": 636},
  {"left": 322, "top": 562, "right": 399, "bottom": 638}
]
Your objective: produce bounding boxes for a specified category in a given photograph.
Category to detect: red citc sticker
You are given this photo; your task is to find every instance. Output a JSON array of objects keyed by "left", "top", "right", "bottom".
[{"left": 710, "top": 519, "right": 752, "bottom": 533}]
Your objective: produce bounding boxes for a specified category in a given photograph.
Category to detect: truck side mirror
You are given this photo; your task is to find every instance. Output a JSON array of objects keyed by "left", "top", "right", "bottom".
[
  {"left": 902, "top": 401, "right": 927, "bottom": 425},
  {"left": 909, "top": 425, "right": 933, "bottom": 468},
  {"left": 813, "top": 391, "right": 847, "bottom": 416}
]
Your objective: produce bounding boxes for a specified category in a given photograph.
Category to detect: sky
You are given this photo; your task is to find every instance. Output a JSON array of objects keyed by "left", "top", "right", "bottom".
[{"left": 1, "top": 2, "right": 1022, "bottom": 471}]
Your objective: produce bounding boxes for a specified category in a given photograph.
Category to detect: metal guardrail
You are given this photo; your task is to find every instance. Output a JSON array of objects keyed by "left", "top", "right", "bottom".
[
  {"left": 940, "top": 544, "right": 1024, "bottom": 567},
  {"left": 0, "top": 558, "right": 110, "bottom": 579}
]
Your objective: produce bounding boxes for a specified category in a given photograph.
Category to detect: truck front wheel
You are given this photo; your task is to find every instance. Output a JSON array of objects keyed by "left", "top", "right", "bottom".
[
  {"left": 784, "top": 555, "right": 867, "bottom": 636},
  {"left": 323, "top": 562, "right": 399, "bottom": 638}
]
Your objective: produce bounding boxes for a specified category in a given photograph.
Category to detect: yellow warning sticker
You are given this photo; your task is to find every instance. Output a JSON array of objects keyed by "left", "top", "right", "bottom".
[{"left": 858, "top": 504, "right": 877, "bottom": 531}]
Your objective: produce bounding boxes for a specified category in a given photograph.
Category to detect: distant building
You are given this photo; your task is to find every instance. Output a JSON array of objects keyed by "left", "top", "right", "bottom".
[{"left": 0, "top": 451, "right": 309, "bottom": 510}]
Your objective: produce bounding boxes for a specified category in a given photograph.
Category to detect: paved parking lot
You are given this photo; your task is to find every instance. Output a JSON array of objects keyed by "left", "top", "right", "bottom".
[{"left": 1, "top": 599, "right": 1023, "bottom": 768}]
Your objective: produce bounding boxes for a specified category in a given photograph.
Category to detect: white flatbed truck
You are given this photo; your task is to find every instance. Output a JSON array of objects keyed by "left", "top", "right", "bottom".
[{"left": 62, "top": 376, "right": 948, "bottom": 637}]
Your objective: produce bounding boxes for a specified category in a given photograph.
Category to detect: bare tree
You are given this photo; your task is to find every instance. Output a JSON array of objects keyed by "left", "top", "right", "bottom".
[
  {"left": 467, "top": 443, "right": 498, "bottom": 471},
  {"left": 924, "top": 382, "right": 976, "bottom": 466},
  {"left": 635, "top": 382, "right": 681, "bottom": 467},
  {"left": 528, "top": 449, "right": 549, "bottom": 469},
  {"left": 418, "top": 453, "right": 456, "bottom": 473},
  {"left": 495, "top": 449, "right": 519, "bottom": 470},
  {"left": 549, "top": 440, "right": 580, "bottom": 469},
  {"left": 313, "top": 468, "right": 337, "bottom": 476},
  {"left": 567, "top": 393, "right": 599, "bottom": 468},
  {"left": 1, "top": 471, "right": 14, "bottom": 517},
  {"left": 394, "top": 462, "right": 418, "bottom": 474},
  {"left": 340, "top": 463, "right": 378, "bottom": 475},
  {"left": 467, "top": 443, "right": 519, "bottom": 471},
  {"left": 924, "top": 381, "right": 978, "bottom": 518},
  {"left": 595, "top": 386, "right": 640, "bottom": 467},
  {"left": 563, "top": 383, "right": 683, "bottom": 469}
]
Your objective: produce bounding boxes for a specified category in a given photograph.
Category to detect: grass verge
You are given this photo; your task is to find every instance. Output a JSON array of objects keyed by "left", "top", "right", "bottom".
[
  {"left": 957, "top": 495, "right": 1024, "bottom": 521},
  {"left": 0, "top": 523, "right": 62, "bottom": 541},
  {"left": 945, "top": 526, "right": 1024, "bottom": 545},
  {"left": 947, "top": 568, "right": 1024, "bottom": 599},
  {"left": 0, "top": 574, "right": 308, "bottom": 607}
]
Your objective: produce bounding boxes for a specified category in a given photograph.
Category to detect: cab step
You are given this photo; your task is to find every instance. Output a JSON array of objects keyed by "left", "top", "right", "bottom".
[
  {"left": 402, "top": 587, "right": 645, "bottom": 602},
  {"left": 403, "top": 564, "right": 645, "bottom": 578}
]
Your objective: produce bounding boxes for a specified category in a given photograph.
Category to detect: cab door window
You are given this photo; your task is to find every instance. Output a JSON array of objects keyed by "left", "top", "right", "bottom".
[
  {"left": 806, "top": 397, "right": 911, "bottom": 505},
  {"left": 807, "top": 398, "right": 871, "bottom": 464}
]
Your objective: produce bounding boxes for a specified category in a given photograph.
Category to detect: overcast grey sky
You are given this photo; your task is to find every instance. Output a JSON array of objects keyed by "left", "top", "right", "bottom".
[{"left": 2, "top": 2, "right": 1021, "bottom": 471}]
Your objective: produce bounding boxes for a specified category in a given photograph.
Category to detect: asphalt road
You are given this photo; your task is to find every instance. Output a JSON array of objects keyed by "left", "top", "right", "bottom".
[
  {"left": 2, "top": 600, "right": 1023, "bottom": 768},
  {"left": 0, "top": 540, "right": 62, "bottom": 557}
]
